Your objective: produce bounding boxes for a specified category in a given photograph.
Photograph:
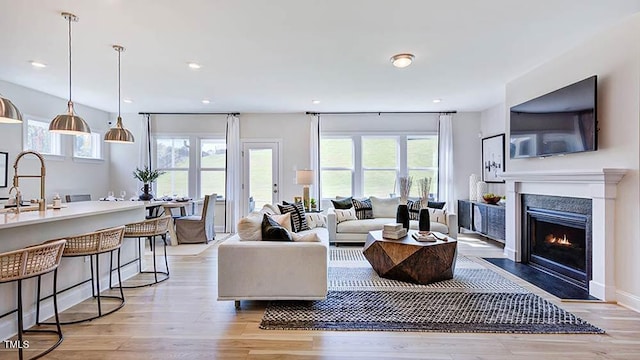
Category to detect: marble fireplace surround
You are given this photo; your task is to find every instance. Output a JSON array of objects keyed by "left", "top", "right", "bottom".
[{"left": 501, "top": 169, "right": 627, "bottom": 301}]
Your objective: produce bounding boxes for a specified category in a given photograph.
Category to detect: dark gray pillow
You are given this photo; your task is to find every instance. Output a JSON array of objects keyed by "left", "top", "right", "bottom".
[
  {"left": 428, "top": 201, "right": 446, "bottom": 209},
  {"left": 331, "top": 197, "right": 353, "bottom": 209},
  {"left": 261, "top": 214, "right": 292, "bottom": 241}
]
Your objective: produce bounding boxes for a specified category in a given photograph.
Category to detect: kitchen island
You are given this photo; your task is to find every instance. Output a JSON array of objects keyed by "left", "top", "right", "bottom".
[{"left": 0, "top": 201, "right": 146, "bottom": 341}]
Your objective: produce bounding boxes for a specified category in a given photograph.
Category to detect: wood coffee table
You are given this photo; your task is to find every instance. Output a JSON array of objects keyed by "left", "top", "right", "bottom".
[{"left": 363, "top": 230, "right": 457, "bottom": 285}]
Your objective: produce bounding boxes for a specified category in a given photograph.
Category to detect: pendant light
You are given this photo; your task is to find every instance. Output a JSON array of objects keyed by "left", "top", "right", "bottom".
[
  {"left": 49, "top": 12, "right": 91, "bottom": 135},
  {"left": 0, "top": 94, "right": 23, "bottom": 123},
  {"left": 104, "top": 45, "right": 134, "bottom": 143}
]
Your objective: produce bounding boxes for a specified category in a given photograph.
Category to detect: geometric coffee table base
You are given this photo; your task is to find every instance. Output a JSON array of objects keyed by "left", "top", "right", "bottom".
[{"left": 363, "top": 230, "right": 457, "bottom": 285}]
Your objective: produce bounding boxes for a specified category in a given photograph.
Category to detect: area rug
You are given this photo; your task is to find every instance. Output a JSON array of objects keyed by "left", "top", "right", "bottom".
[{"left": 259, "top": 247, "right": 604, "bottom": 334}]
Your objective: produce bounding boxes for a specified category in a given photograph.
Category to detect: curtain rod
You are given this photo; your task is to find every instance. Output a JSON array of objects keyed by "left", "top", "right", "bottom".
[
  {"left": 138, "top": 112, "right": 240, "bottom": 116},
  {"left": 305, "top": 111, "right": 457, "bottom": 115}
]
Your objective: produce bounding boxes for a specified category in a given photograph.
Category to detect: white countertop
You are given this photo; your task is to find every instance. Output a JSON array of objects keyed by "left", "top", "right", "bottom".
[{"left": 0, "top": 201, "right": 145, "bottom": 230}]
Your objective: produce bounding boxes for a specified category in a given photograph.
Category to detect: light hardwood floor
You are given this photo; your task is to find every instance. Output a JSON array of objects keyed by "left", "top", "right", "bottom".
[{"left": 2, "top": 234, "right": 640, "bottom": 360}]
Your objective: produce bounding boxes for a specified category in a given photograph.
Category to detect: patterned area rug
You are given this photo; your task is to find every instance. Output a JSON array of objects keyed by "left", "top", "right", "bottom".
[{"left": 260, "top": 248, "right": 604, "bottom": 333}]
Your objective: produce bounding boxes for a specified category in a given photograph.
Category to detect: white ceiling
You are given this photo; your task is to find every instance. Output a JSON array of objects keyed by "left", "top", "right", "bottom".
[{"left": 1, "top": 0, "right": 639, "bottom": 114}]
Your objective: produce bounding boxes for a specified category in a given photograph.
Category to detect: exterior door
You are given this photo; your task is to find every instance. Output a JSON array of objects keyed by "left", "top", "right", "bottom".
[{"left": 242, "top": 141, "right": 280, "bottom": 215}]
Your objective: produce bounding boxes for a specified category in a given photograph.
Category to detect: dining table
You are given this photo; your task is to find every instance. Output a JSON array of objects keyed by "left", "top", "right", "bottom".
[{"left": 144, "top": 199, "right": 200, "bottom": 246}]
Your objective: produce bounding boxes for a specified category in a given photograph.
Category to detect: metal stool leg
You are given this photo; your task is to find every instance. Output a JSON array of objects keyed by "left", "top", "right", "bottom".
[{"left": 17, "top": 279, "right": 24, "bottom": 360}]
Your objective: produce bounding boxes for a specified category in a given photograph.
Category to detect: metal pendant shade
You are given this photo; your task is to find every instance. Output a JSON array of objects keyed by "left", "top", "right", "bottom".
[
  {"left": 0, "top": 95, "right": 23, "bottom": 123},
  {"left": 50, "top": 12, "right": 91, "bottom": 135},
  {"left": 105, "top": 45, "right": 134, "bottom": 143}
]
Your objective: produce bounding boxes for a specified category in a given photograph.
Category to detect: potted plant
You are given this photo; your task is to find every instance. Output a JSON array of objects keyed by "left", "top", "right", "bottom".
[
  {"left": 133, "top": 166, "right": 165, "bottom": 200},
  {"left": 310, "top": 198, "right": 317, "bottom": 211}
]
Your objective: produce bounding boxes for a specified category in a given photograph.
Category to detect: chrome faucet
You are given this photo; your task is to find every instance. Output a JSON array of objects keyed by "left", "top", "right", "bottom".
[{"left": 12, "top": 150, "right": 46, "bottom": 212}]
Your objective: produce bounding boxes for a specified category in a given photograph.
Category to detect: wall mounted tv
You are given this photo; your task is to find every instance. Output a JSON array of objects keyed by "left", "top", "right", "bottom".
[{"left": 509, "top": 75, "right": 597, "bottom": 159}]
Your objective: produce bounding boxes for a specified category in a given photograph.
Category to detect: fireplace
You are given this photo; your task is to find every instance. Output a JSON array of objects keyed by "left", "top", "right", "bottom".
[{"left": 521, "top": 195, "right": 592, "bottom": 291}]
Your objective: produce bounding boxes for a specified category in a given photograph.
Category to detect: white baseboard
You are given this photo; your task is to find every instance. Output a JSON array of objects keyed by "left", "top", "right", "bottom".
[{"left": 616, "top": 289, "right": 640, "bottom": 313}]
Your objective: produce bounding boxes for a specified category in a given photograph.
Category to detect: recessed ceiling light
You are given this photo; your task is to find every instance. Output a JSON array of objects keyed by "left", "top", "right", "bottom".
[
  {"left": 188, "top": 62, "right": 201, "bottom": 69},
  {"left": 123, "top": 98, "right": 133, "bottom": 104},
  {"left": 390, "top": 53, "right": 415, "bottom": 68},
  {"left": 30, "top": 61, "right": 47, "bottom": 68},
  {"left": 311, "top": 100, "right": 321, "bottom": 104},
  {"left": 432, "top": 98, "right": 442, "bottom": 103},
  {"left": 201, "top": 99, "right": 211, "bottom": 104}
]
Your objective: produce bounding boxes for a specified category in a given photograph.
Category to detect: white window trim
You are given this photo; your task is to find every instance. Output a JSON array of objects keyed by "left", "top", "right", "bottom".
[
  {"left": 152, "top": 133, "right": 226, "bottom": 199},
  {"left": 72, "top": 131, "right": 104, "bottom": 161},
  {"left": 22, "top": 114, "right": 65, "bottom": 160},
  {"left": 320, "top": 132, "right": 438, "bottom": 200}
]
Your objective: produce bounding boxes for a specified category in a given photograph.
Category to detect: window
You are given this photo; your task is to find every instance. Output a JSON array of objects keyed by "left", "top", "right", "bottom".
[
  {"left": 320, "top": 138, "right": 353, "bottom": 198},
  {"left": 73, "top": 132, "right": 102, "bottom": 159},
  {"left": 23, "top": 116, "right": 62, "bottom": 156},
  {"left": 154, "top": 135, "right": 226, "bottom": 199},
  {"left": 320, "top": 134, "right": 438, "bottom": 200}
]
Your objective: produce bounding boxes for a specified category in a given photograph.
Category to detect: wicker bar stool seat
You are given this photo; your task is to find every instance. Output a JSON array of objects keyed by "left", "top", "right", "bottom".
[
  {"left": 36, "top": 226, "right": 126, "bottom": 325},
  {"left": 0, "top": 239, "right": 66, "bottom": 360},
  {"left": 111, "top": 215, "right": 170, "bottom": 288}
]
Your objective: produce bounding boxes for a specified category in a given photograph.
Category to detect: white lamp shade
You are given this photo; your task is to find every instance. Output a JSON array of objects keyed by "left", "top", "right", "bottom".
[{"left": 295, "top": 169, "right": 314, "bottom": 185}]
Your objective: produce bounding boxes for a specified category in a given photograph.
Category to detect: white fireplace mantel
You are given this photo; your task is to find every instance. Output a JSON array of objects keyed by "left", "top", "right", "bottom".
[{"left": 501, "top": 168, "right": 627, "bottom": 301}]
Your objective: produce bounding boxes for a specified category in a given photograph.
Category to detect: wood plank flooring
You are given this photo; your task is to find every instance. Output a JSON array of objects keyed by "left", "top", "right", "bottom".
[{"left": 2, "top": 234, "right": 640, "bottom": 359}]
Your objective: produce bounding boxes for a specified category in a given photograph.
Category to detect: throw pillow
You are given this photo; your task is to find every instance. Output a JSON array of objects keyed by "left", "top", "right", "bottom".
[
  {"left": 290, "top": 232, "right": 321, "bottom": 242},
  {"left": 261, "top": 214, "right": 292, "bottom": 241},
  {"left": 351, "top": 198, "right": 373, "bottom": 220},
  {"left": 269, "top": 213, "right": 292, "bottom": 233},
  {"left": 427, "top": 207, "right": 448, "bottom": 225},
  {"left": 331, "top": 197, "right": 353, "bottom": 209},
  {"left": 237, "top": 215, "right": 263, "bottom": 241},
  {"left": 335, "top": 207, "right": 357, "bottom": 223},
  {"left": 305, "top": 212, "right": 327, "bottom": 229},
  {"left": 260, "top": 203, "right": 281, "bottom": 215},
  {"left": 407, "top": 199, "right": 421, "bottom": 221},
  {"left": 278, "top": 201, "right": 310, "bottom": 232},
  {"left": 427, "top": 201, "right": 446, "bottom": 210},
  {"left": 370, "top": 196, "right": 400, "bottom": 218}
]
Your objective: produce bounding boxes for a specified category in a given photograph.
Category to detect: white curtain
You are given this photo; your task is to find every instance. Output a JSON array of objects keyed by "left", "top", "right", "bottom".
[
  {"left": 309, "top": 114, "right": 321, "bottom": 201},
  {"left": 225, "top": 114, "right": 241, "bottom": 233},
  {"left": 438, "top": 114, "right": 455, "bottom": 212},
  {"left": 136, "top": 114, "right": 151, "bottom": 192}
]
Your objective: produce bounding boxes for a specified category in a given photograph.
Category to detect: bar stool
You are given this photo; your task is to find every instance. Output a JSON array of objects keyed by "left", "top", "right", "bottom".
[
  {"left": 111, "top": 215, "right": 171, "bottom": 288},
  {"left": 36, "top": 226, "right": 126, "bottom": 325},
  {"left": 0, "top": 239, "right": 66, "bottom": 360}
]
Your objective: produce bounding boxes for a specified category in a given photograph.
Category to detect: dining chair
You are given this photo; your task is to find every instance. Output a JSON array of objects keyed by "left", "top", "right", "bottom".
[
  {"left": 64, "top": 194, "right": 92, "bottom": 203},
  {"left": 175, "top": 193, "right": 216, "bottom": 244}
]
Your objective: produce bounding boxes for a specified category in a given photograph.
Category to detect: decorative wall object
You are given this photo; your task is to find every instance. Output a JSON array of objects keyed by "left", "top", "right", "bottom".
[
  {"left": 482, "top": 134, "right": 505, "bottom": 183},
  {"left": 469, "top": 173, "right": 479, "bottom": 201},
  {"left": 0, "top": 152, "right": 7, "bottom": 188}
]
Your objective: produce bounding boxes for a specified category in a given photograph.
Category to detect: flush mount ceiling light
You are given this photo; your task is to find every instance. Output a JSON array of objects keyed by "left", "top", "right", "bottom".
[
  {"left": 104, "top": 45, "right": 134, "bottom": 144},
  {"left": 432, "top": 98, "right": 442, "bottom": 103},
  {"left": 311, "top": 99, "right": 321, "bottom": 104},
  {"left": 390, "top": 53, "right": 415, "bottom": 68},
  {"left": 201, "top": 99, "right": 211, "bottom": 104},
  {"left": 123, "top": 98, "right": 133, "bottom": 103},
  {"left": 188, "top": 62, "right": 201, "bottom": 69},
  {"left": 49, "top": 12, "right": 91, "bottom": 135},
  {"left": 0, "top": 94, "right": 23, "bottom": 123}
]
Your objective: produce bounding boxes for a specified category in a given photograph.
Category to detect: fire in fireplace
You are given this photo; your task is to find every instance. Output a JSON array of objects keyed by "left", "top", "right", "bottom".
[{"left": 523, "top": 207, "right": 591, "bottom": 290}]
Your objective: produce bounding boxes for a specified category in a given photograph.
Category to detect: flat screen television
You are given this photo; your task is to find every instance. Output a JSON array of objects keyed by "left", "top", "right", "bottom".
[{"left": 509, "top": 75, "right": 597, "bottom": 158}]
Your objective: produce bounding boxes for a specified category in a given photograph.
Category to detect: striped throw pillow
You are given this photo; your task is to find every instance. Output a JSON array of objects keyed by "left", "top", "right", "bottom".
[
  {"left": 407, "top": 199, "right": 421, "bottom": 220},
  {"left": 351, "top": 198, "right": 373, "bottom": 219},
  {"left": 278, "top": 201, "right": 310, "bottom": 232}
]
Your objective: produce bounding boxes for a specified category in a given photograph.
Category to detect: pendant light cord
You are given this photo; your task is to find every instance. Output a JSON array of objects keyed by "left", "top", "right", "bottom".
[
  {"left": 118, "top": 49, "right": 121, "bottom": 117},
  {"left": 68, "top": 15, "right": 72, "bottom": 102}
]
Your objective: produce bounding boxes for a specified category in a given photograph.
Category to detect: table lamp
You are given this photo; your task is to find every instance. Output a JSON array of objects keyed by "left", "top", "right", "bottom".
[{"left": 295, "top": 169, "right": 314, "bottom": 211}]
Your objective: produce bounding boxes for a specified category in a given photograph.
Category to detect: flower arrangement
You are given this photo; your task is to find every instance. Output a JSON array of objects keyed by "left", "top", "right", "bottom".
[
  {"left": 398, "top": 176, "right": 413, "bottom": 205},
  {"left": 133, "top": 166, "right": 165, "bottom": 184},
  {"left": 418, "top": 177, "right": 432, "bottom": 207}
]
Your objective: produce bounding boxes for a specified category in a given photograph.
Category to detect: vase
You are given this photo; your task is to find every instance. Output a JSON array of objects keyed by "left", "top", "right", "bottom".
[
  {"left": 418, "top": 208, "right": 431, "bottom": 232},
  {"left": 469, "top": 173, "right": 479, "bottom": 201},
  {"left": 139, "top": 183, "right": 154, "bottom": 201},
  {"left": 475, "top": 181, "right": 487, "bottom": 202},
  {"left": 396, "top": 204, "right": 410, "bottom": 230}
]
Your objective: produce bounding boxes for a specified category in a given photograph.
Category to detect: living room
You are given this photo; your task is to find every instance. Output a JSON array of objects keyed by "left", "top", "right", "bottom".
[{"left": 1, "top": 1, "right": 640, "bottom": 358}]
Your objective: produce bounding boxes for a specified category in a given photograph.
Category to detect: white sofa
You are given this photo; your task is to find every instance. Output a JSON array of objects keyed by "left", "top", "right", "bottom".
[
  {"left": 217, "top": 209, "right": 329, "bottom": 308},
  {"left": 327, "top": 207, "right": 457, "bottom": 244}
]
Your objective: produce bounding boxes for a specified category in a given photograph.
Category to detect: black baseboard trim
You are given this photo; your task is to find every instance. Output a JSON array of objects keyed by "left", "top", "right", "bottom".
[{"left": 483, "top": 258, "right": 598, "bottom": 300}]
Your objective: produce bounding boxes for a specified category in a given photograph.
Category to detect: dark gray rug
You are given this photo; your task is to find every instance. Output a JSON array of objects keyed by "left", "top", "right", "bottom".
[{"left": 260, "top": 290, "right": 604, "bottom": 334}]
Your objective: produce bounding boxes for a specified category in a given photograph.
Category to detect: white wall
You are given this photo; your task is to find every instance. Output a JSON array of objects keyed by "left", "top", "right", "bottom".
[
  {"left": 452, "top": 112, "right": 482, "bottom": 210},
  {"left": 480, "top": 103, "right": 507, "bottom": 196},
  {"left": 505, "top": 14, "right": 640, "bottom": 309},
  {"left": 0, "top": 80, "right": 111, "bottom": 202}
]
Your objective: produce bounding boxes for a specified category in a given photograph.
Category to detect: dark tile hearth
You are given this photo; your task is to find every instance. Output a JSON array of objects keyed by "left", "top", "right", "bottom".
[{"left": 483, "top": 258, "right": 597, "bottom": 300}]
